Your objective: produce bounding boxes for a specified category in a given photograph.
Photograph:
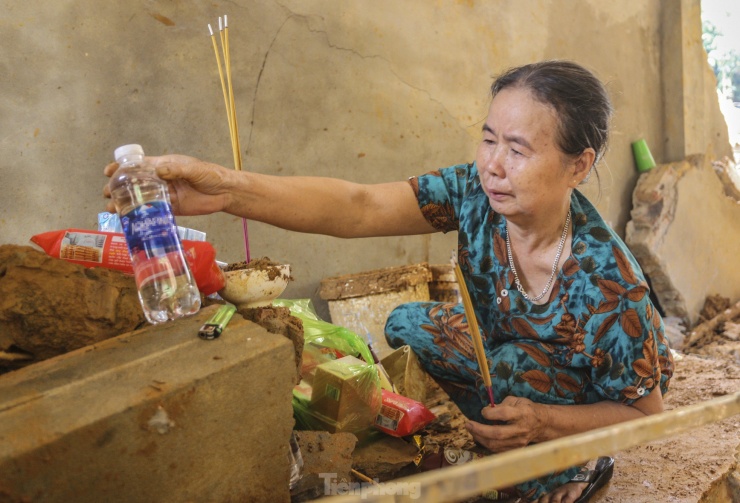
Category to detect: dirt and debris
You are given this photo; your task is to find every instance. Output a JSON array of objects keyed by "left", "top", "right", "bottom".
[
  {"left": 224, "top": 256, "right": 281, "bottom": 272},
  {"left": 2, "top": 250, "right": 739, "bottom": 502},
  {"left": 319, "top": 263, "right": 432, "bottom": 301},
  {"left": 602, "top": 353, "right": 740, "bottom": 503},
  {"left": 237, "top": 304, "right": 304, "bottom": 374},
  {"left": 698, "top": 294, "right": 732, "bottom": 324},
  {"left": 291, "top": 430, "right": 358, "bottom": 502},
  {"left": 351, "top": 433, "right": 421, "bottom": 481},
  {"left": 290, "top": 295, "right": 740, "bottom": 503},
  {"left": 224, "top": 256, "right": 294, "bottom": 281},
  {"left": 0, "top": 245, "right": 145, "bottom": 373},
  {"left": 686, "top": 295, "right": 740, "bottom": 366}
]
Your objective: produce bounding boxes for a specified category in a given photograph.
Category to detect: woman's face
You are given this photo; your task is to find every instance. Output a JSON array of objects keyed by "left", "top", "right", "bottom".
[{"left": 477, "top": 86, "right": 577, "bottom": 222}]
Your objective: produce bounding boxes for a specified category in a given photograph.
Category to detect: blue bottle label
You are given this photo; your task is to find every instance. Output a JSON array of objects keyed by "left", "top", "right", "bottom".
[{"left": 121, "top": 201, "right": 180, "bottom": 258}]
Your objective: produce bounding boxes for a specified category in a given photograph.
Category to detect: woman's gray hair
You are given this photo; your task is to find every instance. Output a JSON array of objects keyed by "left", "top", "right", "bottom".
[{"left": 491, "top": 60, "right": 613, "bottom": 181}]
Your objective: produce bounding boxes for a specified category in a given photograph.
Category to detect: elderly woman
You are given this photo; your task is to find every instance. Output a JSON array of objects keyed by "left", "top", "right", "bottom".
[
  {"left": 105, "top": 60, "right": 673, "bottom": 502},
  {"left": 384, "top": 61, "right": 674, "bottom": 501}
]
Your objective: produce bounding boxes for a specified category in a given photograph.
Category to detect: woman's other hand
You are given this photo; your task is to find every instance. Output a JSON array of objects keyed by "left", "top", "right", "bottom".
[
  {"left": 464, "top": 395, "right": 549, "bottom": 453},
  {"left": 465, "top": 388, "right": 663, "bottom": 454}
]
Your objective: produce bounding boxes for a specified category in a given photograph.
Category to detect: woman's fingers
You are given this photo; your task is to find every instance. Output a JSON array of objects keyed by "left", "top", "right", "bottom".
[
  {"left": 152, "top": 160, "right": 182, "bottom": 181},
  {"left": 464, "top": 420, "right": 529, "bottom": 452},
  {"left": 102, "top": 162, "right": 116, "bottom": 205},
  {"left": 464, "top": 420, "right": 498, "bottom": 451},
  {"left": 102, "top": 154, "right": 231, "bottom": 216},
  {"left": 103, "top": 161, "right": 118, "bottom": 177},
  {"left": 464, "top": 396, "right": 545, "bottom": 452}
]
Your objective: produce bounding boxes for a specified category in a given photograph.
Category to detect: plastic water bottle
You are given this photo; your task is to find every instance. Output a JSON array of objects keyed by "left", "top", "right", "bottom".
[
  {"left": 288, "top": 431, "right": 304, "bottom": 489},
  {"left": 109, "top": 144, "right": 201, "bottom": 324}
]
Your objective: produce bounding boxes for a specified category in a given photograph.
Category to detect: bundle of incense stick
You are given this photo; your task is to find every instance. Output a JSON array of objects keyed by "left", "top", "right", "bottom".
[
  {"left": 208, "top": 15, "right": 251, "bottom": 262},
  {"left": 450, "top": 252, "right": 496, "bottom": 407}
]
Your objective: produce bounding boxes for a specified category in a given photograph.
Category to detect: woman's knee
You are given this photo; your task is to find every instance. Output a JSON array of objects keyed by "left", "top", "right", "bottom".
[{"left": 384, "top": 302, "right": 423, "bottom": 350}]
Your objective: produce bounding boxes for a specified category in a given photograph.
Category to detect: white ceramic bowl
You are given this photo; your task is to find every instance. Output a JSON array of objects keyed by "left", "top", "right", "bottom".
[{"left": 218, "top": 264, "right": 291, "bottom": 307}]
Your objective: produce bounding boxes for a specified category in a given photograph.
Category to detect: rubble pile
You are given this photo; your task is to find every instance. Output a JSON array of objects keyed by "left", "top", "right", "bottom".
[{"left": 685, "top": 295, "right": 740, "bottom": 369}]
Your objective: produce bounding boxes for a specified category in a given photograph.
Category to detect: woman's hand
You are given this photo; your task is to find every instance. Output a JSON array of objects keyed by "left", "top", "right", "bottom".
[
  {"left": 466, "top": 388, "right": 663, "bottom": 454},
  {"left": 465, "top": 395, "right": 549, "bottom": 453},
  {"left": 103, "top": 155, "right": 235, "bottom": 216},
  {"left": 103, "top": 152, "right": 434, "bottom": 238}
]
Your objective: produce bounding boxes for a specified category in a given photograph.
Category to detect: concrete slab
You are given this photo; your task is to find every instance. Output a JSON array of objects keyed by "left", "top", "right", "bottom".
[
  {"left": 625, "top": 155, "right": 740, "bottom": 327},
  {"left": 0, "top": 305, "right": 296, "bottom": 503}
]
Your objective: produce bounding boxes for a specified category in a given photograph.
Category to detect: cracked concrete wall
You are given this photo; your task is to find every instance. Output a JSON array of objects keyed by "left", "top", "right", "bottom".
[{"left": 0, "top": 0, "right": 730, "bottom": 317}]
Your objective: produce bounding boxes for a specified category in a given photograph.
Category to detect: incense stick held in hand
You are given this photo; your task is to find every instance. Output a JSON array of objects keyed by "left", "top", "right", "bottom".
[
  {"left": 208, "top": 15, "right": 251, "bottom": 263},
  {"left": 451, "top": 252, "right": 496, "bottom": 407}
]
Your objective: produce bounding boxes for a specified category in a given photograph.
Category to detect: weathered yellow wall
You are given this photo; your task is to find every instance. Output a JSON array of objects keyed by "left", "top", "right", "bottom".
[{"left": 0, "top": 0, "right": 730, "bottom": 314}]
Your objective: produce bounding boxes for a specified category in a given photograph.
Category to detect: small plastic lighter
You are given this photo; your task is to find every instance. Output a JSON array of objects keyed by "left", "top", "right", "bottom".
[{"left": 198, "top": 304, "right": 237, "bottom": 340}]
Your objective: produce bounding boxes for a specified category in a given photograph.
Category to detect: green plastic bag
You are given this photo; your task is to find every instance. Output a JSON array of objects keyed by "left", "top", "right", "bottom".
[
  {"left": 274, "top": 298, "right": 374, "bottom": 364},
  {"left": 275, "top": 299, "right": 381, "bottom": 434}
]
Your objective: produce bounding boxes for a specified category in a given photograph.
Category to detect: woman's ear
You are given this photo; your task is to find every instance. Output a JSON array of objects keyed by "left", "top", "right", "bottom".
[{"left": 570, "top": 148, "right": 596, "bottom": 187}]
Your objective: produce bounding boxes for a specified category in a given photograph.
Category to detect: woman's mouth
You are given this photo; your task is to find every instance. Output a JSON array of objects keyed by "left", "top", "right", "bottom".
[{"left": 488, "top": 189, "right": 510, "bottom": 201}]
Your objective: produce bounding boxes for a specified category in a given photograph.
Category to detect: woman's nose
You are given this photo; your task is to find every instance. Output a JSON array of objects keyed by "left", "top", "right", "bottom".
[{"left": 483, "top": 145, "right": 506, "bottom": 177}]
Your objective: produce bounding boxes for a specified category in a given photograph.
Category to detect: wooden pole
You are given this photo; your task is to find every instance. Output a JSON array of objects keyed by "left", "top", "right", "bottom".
[{"left": 315, "top": 391, "right": 740, "bottom": 502}]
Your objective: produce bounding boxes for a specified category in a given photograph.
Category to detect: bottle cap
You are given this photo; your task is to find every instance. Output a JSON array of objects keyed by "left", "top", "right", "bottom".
[{"left": 114, "top": 144, "right": 145, "bottom": 163}]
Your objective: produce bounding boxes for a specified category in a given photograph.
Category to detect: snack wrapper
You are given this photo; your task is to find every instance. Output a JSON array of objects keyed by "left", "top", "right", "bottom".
[{"left": 30, "top": 229, "right": 225, "bottom": 295}]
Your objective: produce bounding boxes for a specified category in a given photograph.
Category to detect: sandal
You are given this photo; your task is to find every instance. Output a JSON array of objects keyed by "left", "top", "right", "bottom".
[{"left": 572, "top": 456, "right": 615, "bottom": 503}]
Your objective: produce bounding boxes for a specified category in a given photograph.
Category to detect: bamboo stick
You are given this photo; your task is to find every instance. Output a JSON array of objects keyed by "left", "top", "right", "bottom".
[
  {"left": 208, "top": 15, "right": 251, "bottom": 262},
  {"left": 351, "top": 469, "right": 379, "bottom": 485},
  {"left": 0, "top": 351, "right": 33, "bottom": 362},
  {"left": 219, "top": 17, "right": 240, "bottom": 172},
  {"left": 223, "top": 16, "right": 242, "bottom": 171},
  {"left": 208, "top": 23, "right": 231, "bottom": 150},
  {"left": 315, "top": 390, "right": 740, "bottom": 502},
  {"left": 220, "top": 15, "right": 250, "bottom": 262},
  {"left": 451, "top": 253, "right": 495, "bottom": 407}
]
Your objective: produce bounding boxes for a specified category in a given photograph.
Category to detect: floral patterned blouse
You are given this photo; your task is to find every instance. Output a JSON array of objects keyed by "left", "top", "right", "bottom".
[{"left": 409, "top": 162, "right": 673, "bottom": 403}]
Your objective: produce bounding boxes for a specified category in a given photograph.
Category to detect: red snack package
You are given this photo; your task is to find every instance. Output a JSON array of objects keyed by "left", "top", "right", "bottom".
[
  {"left": 30, "top": 229, "right": 225, "bottom": 295},
  {"left": 374, "top": 389, "right": 436, "bottom": 437}
]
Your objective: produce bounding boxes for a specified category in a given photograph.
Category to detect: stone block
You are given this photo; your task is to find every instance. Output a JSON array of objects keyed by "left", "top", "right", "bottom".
[
  {"left": 0, "top": 245, "right": 144, "bottom": 367},
  {"left": 0, "top": 305, "right": 296, "bottom": 503},
  {"left": 625, "top": 155, "right": 740, "bottom": 326}
]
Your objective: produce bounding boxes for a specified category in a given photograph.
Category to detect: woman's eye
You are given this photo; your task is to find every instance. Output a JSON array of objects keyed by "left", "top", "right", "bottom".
[{"left": 511, "top": 148, "right": 523, "bottom": 156}]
